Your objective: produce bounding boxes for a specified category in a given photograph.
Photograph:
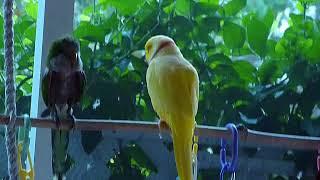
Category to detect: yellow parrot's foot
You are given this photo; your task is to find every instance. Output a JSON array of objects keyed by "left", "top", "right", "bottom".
[
  {"left": 53, "top": 174, "right": 66, "bottom": 180},
  {"left": 158, "top": 120, "right": 170, "bottom": 139}
]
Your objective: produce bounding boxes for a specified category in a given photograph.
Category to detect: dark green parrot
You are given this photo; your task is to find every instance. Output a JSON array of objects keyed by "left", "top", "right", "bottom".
[{"left": 41, "top": 37, "right": 86, "bottom": 180}]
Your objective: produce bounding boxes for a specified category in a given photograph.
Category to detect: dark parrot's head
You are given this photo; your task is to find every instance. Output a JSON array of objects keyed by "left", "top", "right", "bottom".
[{"left": 47, "top": 37, "right": 82, "bottom": 70}]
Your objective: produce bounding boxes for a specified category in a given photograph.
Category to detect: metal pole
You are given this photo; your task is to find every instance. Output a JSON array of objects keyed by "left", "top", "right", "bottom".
[{"left": 0, "top": 115, "right": 319, "bottom": 150}]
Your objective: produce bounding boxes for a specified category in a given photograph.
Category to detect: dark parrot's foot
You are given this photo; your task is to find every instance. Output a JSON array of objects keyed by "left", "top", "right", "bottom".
[
  {"left": 53, "top": 173, "right": 66, "bottom": 180},
  {"left": 55, "top": 117, "right": 62, "bottom": 130},
  {"left": 158, "top": 120, "right": 170, "bottom": 139},
  {"left": 51, "top": 108, "right": 62, "bottom": 129},
  {"left": 40, "top": 108, "right": 51, "bottom": 117},
  {"left": 68, "top": 113, "right": 76, "bottom": 130}
]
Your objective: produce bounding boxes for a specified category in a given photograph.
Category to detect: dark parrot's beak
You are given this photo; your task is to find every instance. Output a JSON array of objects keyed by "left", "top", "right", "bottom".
[{"left": 71, "top": 53, "right": 77, "bottom": 66}]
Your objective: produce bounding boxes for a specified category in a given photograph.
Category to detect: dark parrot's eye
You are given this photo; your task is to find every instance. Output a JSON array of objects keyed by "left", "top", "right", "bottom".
[
  {"left": 69, "top": 50, "right": 77, "bottom": 65},
  {"left": 75, "top": 53, "right": 78, "bottom": 62},
  {"left": 72, "top": 53, "right": 77, "bottom": 64}
]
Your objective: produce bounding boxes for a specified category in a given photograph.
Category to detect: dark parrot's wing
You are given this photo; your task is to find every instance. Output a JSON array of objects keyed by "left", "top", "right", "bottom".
[
  {"left": 72, "top": 70, "right": 86, "bottom": 103},
  {"left": 41, "top": 69, "right": 59, "bottom": 107},
  {"left": 79, "top": 70, "right": 86, "bottom": 100},
  {"left": 41, "top": 69, "right": 53, "bottom": 117},
  {"left": 41, "top": 69, "right": 51, "bottom": 107}
]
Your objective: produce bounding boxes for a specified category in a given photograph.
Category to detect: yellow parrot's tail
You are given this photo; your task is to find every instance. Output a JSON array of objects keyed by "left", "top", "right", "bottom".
[{"left": 170, "top": 117, "right": 195, "bottom": 180}]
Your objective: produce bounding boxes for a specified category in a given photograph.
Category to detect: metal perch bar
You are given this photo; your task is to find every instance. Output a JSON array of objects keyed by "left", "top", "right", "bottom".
[{"left": 0, "top": 115, "right": 319, "bottom": 150}]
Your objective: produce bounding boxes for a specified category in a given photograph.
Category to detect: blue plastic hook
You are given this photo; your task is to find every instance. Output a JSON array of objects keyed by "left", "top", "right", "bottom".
[{"left": 220, "top": 123, "right": 239, "bottom": 180}]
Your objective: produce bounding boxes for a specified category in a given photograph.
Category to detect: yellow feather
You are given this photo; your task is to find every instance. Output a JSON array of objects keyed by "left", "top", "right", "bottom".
[{"left": 146, "top": 36, "right": 199, "bottom": 180}]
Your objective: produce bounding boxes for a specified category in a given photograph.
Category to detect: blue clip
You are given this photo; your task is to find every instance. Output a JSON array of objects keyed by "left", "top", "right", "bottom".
[{"left": 220, "top": 123, "right": 238, "bottom": 180}]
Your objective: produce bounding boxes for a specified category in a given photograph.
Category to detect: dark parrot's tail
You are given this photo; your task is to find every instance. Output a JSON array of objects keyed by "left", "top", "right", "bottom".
[
  {"left": 51, "top": 129, "right": 69, "bottom": 180},
  {"left": 51, "top": 108, "right": 70, "bottom": 180}
]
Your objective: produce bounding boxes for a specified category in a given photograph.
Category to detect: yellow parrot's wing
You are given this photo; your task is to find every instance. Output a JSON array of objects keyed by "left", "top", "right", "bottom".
[
  {"left": 146, "top": 55, "right": 198, "bottom": 120},
  {"left": 187, "top": 61, "right": 199, "bottom": 118},
  {"left": 146, "top": 55, "right": 198, "bottom": 180}
]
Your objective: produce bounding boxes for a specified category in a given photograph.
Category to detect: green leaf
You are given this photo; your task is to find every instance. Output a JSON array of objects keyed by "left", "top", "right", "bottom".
[
  {"left": 198, "top": 0, "right": 219, "bottom": 4},
  {"left": 222, "top": 21, "right": 245, "bottom": 49},
  {"left": 21, "top": 81, "right": 32, "bottom": 96},
  {"left": 135, "top": 1, "right": 157, "bottom": 23},
  {"left": 125, "top": 143, "right": 157, "bottom": 175},
  {"left": 258, "top": 60, "right": 284, "bottom": 84},
  {"left": 193, "top": 2, "right": 219, "bottom": 17},
  {"left": 275, "top": 40, "right": 286, "bottom": 56},
  {"left": 289, "top": 13, "right": 304, "bottom": 26},
  {"left": 74, "top": 21, "right": 106, "bottom": 41},
  {"left": 306, "top": 37, "right": 320, "bottom": 63},
  {"left": 0, "top": 56, "right": 4, "bottom": 68},
  {"left": 296, "top": 1, "right": 305, "bottom": 13},
  {"left": 176, "top": 0, "right": 191, "bottom": 17},
  {"left": 223, "top": 0, "right": 247, "bottom": 16},
  {"left": 25, "top": 2, "right": 38, "bottom": 20},
  {"left": 266, "top": 39, "right": 277, "bottom": 57},
  {"left": 196, "top": 16, "right": 221, "bottom": 33},
  {"left": 173, "top": 16, "right": 193, "bottom": 38},
  {"left": 100, "top": 0, "right": 145, "bottom": 15},
  {"left": 299, "top": 38, "right": 313, "bottom": 53},
  {"left": 233, "top": 61, "right": 257, "bottom": 83},
  {"left": 246, "top": 16, "right": 269, "bottom": 57},
  {"left": 131, "top": 56, "right": 147, "bottom": 73},
  {"left": 81, "top": 95, "right": 92, "bottom": 110},
  {"left": 263, "top": 9, "right": 275, "bottom": 30},
  {"left": 299, "top": 0, "right": 320, "bottom": 5},
  {"left": 207, "top": 53, "right": 232, "bottom": 68},
  {"left": 0, "top": 16, "right": 3, "bottom": 48},
  {"left": 24, "top": 24, "right": 36, "bottom": 41},
  {"left": 163, "top": 2, "right": 174, "bottom": 15},
  {"left": 212, "top": 64, "right": 243, "bottom": 88},
  {"left": 14, "top": 17, "right": 34, "bottom": 35},
  {"left": 101, "top": 12, "right": 118, "bottom": 32}
]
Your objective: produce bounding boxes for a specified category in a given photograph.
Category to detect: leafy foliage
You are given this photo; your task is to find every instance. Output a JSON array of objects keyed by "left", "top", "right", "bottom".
[
  {"left": 0, "top": 0, "right": 36, "bottom": 115},
  {"left": 0, "top": 0, "right": 36, "bottom": 179},
  {"left": 1, "top": 0, "right": 320, "bottom": 179},
  {"left": 70, "top": 0, "right": 320, "bottom": 178},
  {"left": 107, "top": 143, "right": 157, "bottom": 179}
]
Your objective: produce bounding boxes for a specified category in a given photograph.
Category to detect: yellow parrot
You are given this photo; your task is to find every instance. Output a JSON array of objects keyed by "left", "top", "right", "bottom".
[{"left": 145, "top": 35, "right": 199, "bottom": 180}]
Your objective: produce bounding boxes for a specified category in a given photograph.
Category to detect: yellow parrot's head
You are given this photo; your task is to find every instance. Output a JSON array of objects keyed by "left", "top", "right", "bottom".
[{"left": 144, "top": 35, "right": 177, "bottom": 64}]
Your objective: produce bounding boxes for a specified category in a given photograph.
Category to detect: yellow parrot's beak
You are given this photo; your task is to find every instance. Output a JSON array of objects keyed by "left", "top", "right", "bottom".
[{"left": 145, "top": 50, "right": 151, "bottom": 64}]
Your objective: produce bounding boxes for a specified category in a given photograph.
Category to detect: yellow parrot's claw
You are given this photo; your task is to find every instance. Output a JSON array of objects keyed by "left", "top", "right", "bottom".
[
  {"left": 158, "top": 120, "right": 170, "bottom": 139},
  {"left": 193, "top": 122, "right": 198, "bottom": 136}
]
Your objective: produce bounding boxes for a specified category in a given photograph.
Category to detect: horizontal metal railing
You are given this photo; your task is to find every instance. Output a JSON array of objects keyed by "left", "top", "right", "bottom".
[{"left": 0, "top": 115, "right": 319, "bottom": 150}]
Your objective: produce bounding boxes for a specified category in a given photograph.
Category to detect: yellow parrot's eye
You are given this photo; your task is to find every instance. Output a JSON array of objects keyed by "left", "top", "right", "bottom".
[
  {"left": 145, "top": 44, "right": 152, "bottom": 62},
  {"left": 146, "top": 44, "right": 152, "bottom": 53}
]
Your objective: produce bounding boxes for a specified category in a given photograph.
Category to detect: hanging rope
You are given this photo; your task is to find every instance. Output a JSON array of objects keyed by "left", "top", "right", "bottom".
[
  {"left": 317, "top": 149, "right": 320, "bottom": 180},
  {"left": 220, "top": 123, "right": 239, "bottom": 180},
  {"left": 3, "top": 0, "right": 18, "bottom": 179}
]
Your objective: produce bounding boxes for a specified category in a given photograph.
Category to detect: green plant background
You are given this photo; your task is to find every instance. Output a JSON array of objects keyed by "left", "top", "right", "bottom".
[{"left": 1, "top": 0, "right": 320, "bottom": 179}]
